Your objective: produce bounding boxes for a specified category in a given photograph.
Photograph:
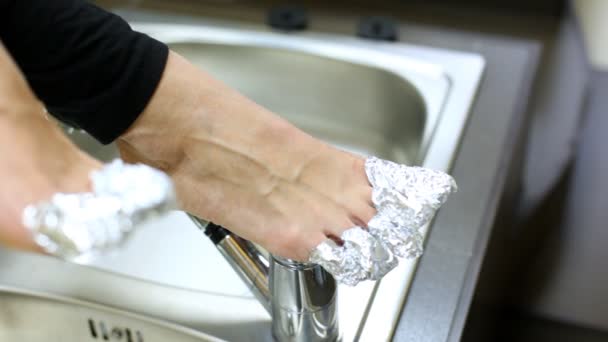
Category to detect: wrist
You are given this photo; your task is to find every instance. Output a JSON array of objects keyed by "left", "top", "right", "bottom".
[{"left": 0, "top": 106, "right": 100, "bottom": 210}]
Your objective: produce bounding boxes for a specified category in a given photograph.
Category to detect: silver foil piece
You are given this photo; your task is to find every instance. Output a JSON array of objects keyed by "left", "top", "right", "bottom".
[
  {"left": 309, "top": 156, "right": 457, "bottom": 286},
  {"left": 366, "top": 156, "right": 457, "bottom": 229},
  {"left": 310, "top": 227, "right": 398, "bottom": 286},
  {"left": 367, "top": 212, "right": 423, "bottom": 259},
  {"left": 22, "top": 159, "right": 176, "bottom": 261},
  {"left": 365, "top": 156, "right": 456, "bottom": 260},
  {"left": 342, "top": 227, "right": 398, "bottom": 282}
]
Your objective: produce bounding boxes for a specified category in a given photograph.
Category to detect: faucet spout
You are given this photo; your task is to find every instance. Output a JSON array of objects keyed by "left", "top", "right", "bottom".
[
  {"left": 269, "top": 257, "right": 339, "bottom": 342},
  {"left": 190, "top": 217, "right": 271, "bottom": 313},
  {"left": 189, "top": 215, "right": 340, "bottom": 341}
]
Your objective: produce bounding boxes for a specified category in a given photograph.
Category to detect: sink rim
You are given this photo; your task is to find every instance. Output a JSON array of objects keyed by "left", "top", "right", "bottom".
[{"left": 0, "top": 284, "right": 225, "bottom": 342}]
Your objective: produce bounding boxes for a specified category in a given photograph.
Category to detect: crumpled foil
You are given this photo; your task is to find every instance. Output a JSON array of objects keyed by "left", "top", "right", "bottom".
[
  {"left": 310, "top": 227, "right": 398, "bottom": 286},
  {"left": 310, "top": 156, "right": 457, "bottom": 286},
  {"left": 22, "top": 159, "right": 176, "bottom": 261}
]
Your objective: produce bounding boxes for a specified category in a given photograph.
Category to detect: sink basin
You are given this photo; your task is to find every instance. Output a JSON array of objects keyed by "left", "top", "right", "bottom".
[{"left": 0, "top": 20, "right": 484, "bottom": 341}]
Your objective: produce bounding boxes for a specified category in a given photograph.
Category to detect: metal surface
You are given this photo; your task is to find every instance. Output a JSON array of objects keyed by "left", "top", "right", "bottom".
[
  {"left": 190, "top": 216, "right": 271, "bottom": 312},
  {"left": 383, "top": 26, "right": 541, "bottom": 342},
  {"left": 0, "top": 17, "right": 484, "bottom": 342},
  {"left": 194, "top": 217, "right": 339, "bottom": 341},
  {"left": 0, "top": 286, "right": 223, "bottom": 342},
  {"left": 216, "top": 236, "right": 271, "bottom": 313},
  {"left": 270, "top": 257, "right": 338, "bottom": 342}
]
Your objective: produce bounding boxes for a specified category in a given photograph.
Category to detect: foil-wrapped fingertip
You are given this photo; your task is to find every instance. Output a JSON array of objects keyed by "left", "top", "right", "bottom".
[{"left": 310, "top": 156, "right": 457, "bottom": 285}]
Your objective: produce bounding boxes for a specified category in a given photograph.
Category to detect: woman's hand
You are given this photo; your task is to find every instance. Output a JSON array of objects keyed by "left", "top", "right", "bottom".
[
  {"left": 117, "top": 52, "right": 376, "bottom": 261},
  {"left": 0, "top": 43, "right": 101, "bottom": 251}
]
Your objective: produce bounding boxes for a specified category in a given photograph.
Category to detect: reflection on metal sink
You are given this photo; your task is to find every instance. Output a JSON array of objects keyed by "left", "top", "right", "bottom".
[
  {"left": 0, "top": 286, "right": 222, "bottom": 341},
  {"left": 0, "top": 21, "right": 484, "bottom": 341}
]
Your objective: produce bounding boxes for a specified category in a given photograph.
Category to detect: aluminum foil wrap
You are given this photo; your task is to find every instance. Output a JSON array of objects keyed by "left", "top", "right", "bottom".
[
  {"left": 22, "top": 159, "right": 176, "bottom": 261},
  {"left": 310, "top": 156, "right": 457, "bottom": 286}
]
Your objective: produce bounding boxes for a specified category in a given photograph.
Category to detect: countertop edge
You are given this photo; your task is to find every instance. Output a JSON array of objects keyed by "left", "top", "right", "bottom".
[
  {"left": 392, "top": 26, "right": 542, "bottom": 342},
  {"left": 447, "top": 43, "right": 542, "bottom": 342}
]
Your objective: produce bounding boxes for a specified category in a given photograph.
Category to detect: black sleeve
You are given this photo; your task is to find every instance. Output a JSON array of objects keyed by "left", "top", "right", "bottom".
[{"left": 0, "top": 0, "right": 169, "bottom": 144}]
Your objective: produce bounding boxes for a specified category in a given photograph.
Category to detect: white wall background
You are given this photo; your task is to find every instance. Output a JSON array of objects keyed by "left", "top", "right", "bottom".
[
  {"left": 574, "top": 0, "right": 608, "bottom": 70},
  {"left": 523, "top": 2, "right": 608, "bottom": 329}
]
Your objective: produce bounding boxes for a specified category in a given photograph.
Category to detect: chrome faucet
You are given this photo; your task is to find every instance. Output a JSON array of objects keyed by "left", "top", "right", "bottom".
[{"left": 189, "top": 216, "right": 339, "bottom": 342}]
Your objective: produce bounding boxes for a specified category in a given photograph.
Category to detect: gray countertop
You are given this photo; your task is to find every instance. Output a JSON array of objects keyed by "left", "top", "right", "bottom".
[
  {"left": 101, "top": 3, "right": 544, "bottom": 340},
  {"left": 389, "top": 26, "right": 540, "bottom": 342}
]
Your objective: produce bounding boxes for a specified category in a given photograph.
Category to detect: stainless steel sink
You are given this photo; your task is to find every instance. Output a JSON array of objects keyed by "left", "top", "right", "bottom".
[{"left": 0, "top": 20, "right": 484, "bottom": 341}]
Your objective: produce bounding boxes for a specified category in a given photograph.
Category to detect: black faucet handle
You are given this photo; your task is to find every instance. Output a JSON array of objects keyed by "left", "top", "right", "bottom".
[
  {"left": 357, "top": 16, "right": 399, "bottom": 41},
  {"left": 267, "top": 5, "right": 309, "bottom": 31}
]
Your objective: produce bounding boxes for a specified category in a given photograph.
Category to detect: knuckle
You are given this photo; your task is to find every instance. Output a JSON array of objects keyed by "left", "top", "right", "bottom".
[
  {"left": 363, "top": 206, "right": 377, "bottom": 224},
  {"left": 275, "top": 225, "right": 301, "bottom": 253}
]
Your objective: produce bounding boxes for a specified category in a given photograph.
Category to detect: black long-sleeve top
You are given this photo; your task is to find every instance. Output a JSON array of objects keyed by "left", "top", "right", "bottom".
[{"left": 0, "top": 0, "right": 169, "bottom": 144}]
